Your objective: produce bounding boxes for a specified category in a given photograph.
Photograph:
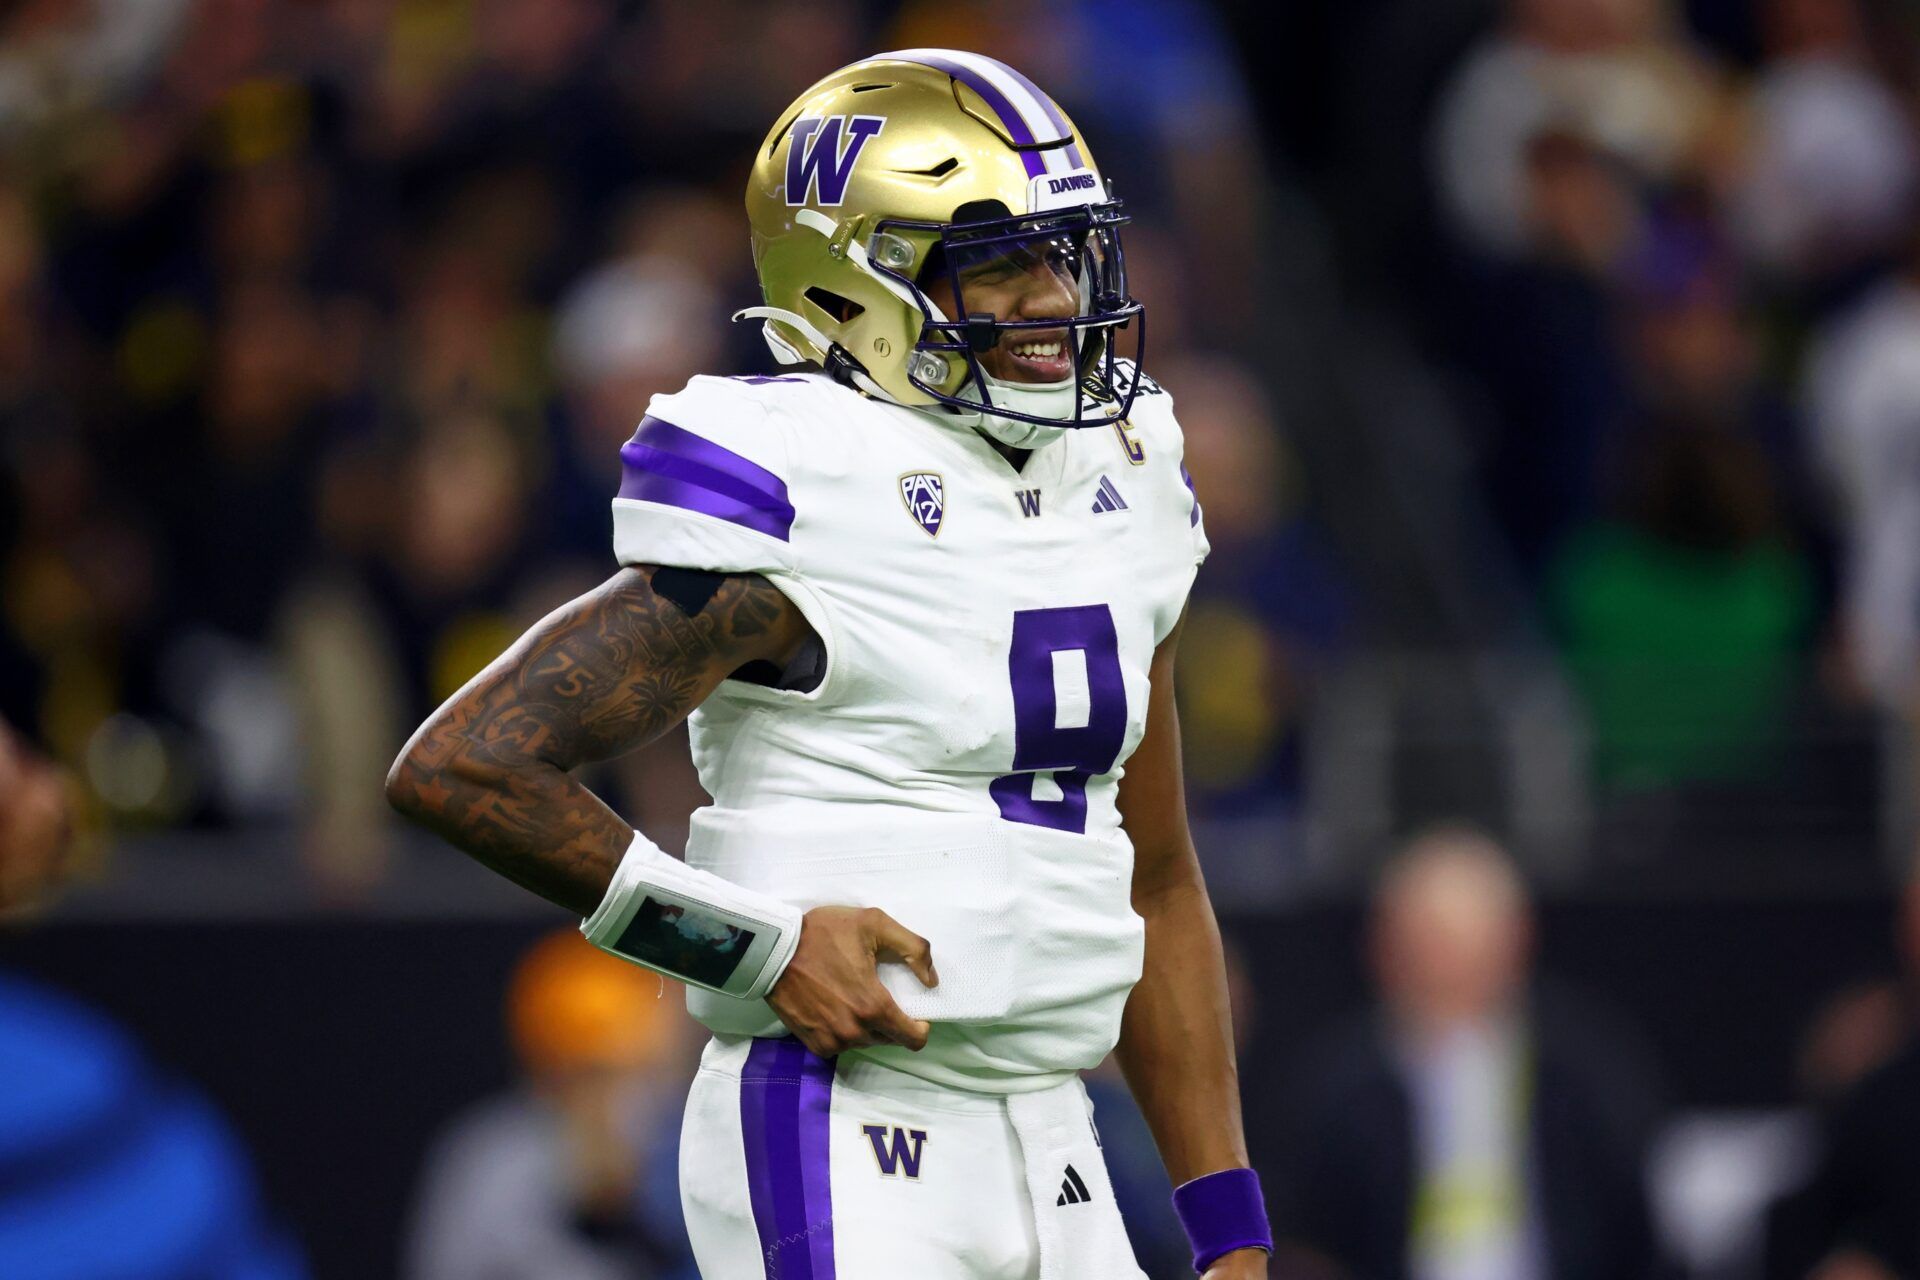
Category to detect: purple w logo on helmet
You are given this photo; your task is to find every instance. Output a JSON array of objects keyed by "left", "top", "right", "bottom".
[{"left": 785, "top": 115, "right": 885, "bottom": 207}]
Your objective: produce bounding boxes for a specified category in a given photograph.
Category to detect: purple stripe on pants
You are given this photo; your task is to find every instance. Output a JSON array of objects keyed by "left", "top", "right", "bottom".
[
  {"left": 617, "top": 416, "right": 794, "bottom": 541},
  {"left": 741, "top": 1037, "right": 837, "bottom": 1278}
]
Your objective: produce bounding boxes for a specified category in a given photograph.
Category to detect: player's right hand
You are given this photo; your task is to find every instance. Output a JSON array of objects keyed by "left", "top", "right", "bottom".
[
  {"left": 767, "top": 905, "right": 939, "bottom": 1057},
  {"left": 0, "top": 723, "right": 75, "bottom": 914}
]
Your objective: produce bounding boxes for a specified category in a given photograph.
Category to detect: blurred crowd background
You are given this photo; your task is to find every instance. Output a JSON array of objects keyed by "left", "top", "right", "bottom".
[{"left": 2, "top": 0, "right": 1920, "bottom": 1276}]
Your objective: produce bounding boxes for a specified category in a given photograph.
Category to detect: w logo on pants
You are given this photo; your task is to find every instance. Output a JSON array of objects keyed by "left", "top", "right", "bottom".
[
  {"left": 786, "top": 116, "right": 886, "bottom": 206},
  {"left": 861, "top": 1124, "right": 927, "bottom": 1179}
]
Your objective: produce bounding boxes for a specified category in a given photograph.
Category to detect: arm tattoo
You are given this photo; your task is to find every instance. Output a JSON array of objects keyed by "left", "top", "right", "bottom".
[{"left": 387, "top": 566, "right": 805, "bottom": 915}]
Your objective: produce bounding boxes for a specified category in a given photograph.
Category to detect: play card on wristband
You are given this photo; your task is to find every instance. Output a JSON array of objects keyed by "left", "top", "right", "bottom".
[{"left": 581, "top": 831, "right": 802, "bottom": 999}]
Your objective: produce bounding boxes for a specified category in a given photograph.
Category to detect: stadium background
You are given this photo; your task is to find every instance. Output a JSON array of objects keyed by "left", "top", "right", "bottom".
[{"left": 1, "top": 0, "right": 1918, "bottom": 1275}]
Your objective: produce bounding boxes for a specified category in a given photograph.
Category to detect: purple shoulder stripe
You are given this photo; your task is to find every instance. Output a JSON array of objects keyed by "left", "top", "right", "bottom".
[
  {"left": 1180, "top": 463, "right": 1201, "bottom": 528},
  {"left": 618, "top": 416, "right": 794, "bottom": 542},
  {"left": 741, "top": 1037, "right": 837, "bottom": 1279}
]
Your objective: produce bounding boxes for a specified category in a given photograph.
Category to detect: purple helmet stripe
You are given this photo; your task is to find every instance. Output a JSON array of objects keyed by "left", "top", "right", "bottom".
[
  {"left": 989, "top": 59, "right": 1086, "bottom": 169},
  {"left": 617, "top": 416, "right": 794, "bottom": 541},
  {"left": 883, "top": 51, "right": 1046, "bottom": 179},
  {"left": 740, "top": 1037, "right": 837, "bottom": 1278}
]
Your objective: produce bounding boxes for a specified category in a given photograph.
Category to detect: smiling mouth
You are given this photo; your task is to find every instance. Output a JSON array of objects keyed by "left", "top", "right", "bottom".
[{"left": 998, "top": 331, "right": 1073, "bottom": 382}]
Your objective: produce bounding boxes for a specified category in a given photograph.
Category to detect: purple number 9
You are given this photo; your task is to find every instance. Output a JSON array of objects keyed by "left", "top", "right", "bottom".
[{"left": 989, "top": 605, "right": 1128, "bottom": 834}]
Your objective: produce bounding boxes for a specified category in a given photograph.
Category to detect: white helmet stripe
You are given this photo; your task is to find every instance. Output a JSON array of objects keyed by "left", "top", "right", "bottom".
[
  {"left": 928, "top": 51, "right": 1088, "bottom": 174},
  {"left": 880, "top": 49, "right": 1085, "bottom": 178},
  {"left": 926, "top": 49, "right": 1072, "bottom": 150}
]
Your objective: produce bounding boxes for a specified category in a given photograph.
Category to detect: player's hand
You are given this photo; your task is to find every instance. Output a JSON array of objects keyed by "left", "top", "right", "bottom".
[
  {"left": 1200, "top": 1248, "right": 1269, "bottom": 1280},
  {"left": 0, "top": 725, "right": 75, "bottom": 914},
  {"left": 767, "top": 905, "right": 938, "bottom": 1057},
  {"left": 1810, "top": 1251, "right": 1899, "bottom": 1280}
]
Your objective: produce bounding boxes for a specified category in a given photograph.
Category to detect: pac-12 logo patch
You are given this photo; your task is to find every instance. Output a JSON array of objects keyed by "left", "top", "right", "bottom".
[
  {"left": 786, "top": 115, "right": 885, "bottom": 206},
  {"left": 899, "top": 472, "right": 944, "bottom": 537}
]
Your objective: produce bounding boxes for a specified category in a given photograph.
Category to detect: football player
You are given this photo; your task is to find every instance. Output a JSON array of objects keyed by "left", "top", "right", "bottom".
[{"left": 388, "top": 49, "right": 1269, "bottom": 1279}]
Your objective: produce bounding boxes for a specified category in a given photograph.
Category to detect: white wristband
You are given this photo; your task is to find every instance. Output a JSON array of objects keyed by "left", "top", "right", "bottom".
[{"left": 581, "top": 831, "right": 803, "bottom": 1000}]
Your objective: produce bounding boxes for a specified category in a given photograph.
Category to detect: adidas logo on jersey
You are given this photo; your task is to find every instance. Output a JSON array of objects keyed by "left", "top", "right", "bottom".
[
  {"left": 1056, "top": 1164, "right": 1094, "bottom": 1206},
  {"left": 1090, "top": 475, "right": 1128, "bottom": 514}
]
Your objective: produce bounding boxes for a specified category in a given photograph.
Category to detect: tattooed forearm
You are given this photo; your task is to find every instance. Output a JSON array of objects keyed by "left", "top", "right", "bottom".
[{"left": 385, "top": 566, "right": 809, "bottom": 915}]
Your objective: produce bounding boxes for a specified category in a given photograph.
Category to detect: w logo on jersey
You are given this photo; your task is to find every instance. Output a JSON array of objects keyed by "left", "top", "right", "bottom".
[
  {"left": 899, "top": 471, "right": 944, "bottom": 537},
  {"left": 861, "top": 1124, "right": 928, "bottom": 1179},
  {"left": 786, "top": 116, "right": 885, "bottom": 207}
]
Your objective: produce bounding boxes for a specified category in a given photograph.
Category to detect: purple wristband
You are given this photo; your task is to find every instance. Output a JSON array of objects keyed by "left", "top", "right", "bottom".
[{"left": 1172, "top": 1167, "right": 1272, "bottom": 1273}]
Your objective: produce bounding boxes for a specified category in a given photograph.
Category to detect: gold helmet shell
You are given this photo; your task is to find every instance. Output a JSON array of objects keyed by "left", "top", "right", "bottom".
[{"left": 743, "top": 49, "right": 1134, "bottom": 422}]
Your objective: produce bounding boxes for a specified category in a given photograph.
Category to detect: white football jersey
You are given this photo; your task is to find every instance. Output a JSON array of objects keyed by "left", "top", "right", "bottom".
[{"left": 610, "top": 366, "right": 1207, "bottom": 1094}]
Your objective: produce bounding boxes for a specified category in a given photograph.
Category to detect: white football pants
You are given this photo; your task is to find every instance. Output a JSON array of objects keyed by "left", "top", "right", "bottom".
[{"left": 678, "top": 1035, "right": 1148, "bottom": 1279}]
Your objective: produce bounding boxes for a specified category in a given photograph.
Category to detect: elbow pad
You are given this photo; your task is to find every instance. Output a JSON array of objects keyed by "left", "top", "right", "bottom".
[{"left": 581, "top": 831, "right": 803, "bottom": 999}]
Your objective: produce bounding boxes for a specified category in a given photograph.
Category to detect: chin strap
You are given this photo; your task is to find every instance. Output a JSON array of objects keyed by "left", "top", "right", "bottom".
[
  {"left": 731, "top": 304, "right": 898, "bottom": 402},
  {"left": 730, "top": 205, "right": 932, "bottom": 393},
  {"left": 731, "top": 302, "right": 1091, "bottom": 451},
  {"left": 731, "top": 305, "right": 828, "bottom": 365},
  {"left": 793, "top": 209, "right": 921, "bottom": 310},
  {"left": 733, "top": 209, "right": 1097, "bottom": 449}
]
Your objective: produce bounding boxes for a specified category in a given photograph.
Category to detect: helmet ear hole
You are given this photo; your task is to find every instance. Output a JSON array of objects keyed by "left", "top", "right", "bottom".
[{"left": 803, "top": 286, "right": 864, "bottom": 324}]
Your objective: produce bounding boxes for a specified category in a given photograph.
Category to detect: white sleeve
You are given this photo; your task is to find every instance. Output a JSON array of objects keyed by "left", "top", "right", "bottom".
[
  {"left": 610, "top": 376, "right": 797, "bottom": 576},
  {"left": 1179, "top": 455, "right": 1210, "bottom": 569},
  {"left": 1144, "top": 378, "right": 1208, "bottom": 568}
]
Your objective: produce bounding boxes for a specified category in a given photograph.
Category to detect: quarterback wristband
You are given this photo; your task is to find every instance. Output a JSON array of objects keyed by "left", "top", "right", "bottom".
[
  {"left": 581, "top": 832, "right": 803, "bottom": 1000},
  {"left": 1173, "top": 1167, "right": 1272, "bottom": 1274}
]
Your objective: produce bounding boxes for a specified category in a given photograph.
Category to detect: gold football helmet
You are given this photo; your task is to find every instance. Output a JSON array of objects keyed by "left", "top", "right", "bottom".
[{"left": 741, "top": 49, "right": 1145, "bottom": 448}]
